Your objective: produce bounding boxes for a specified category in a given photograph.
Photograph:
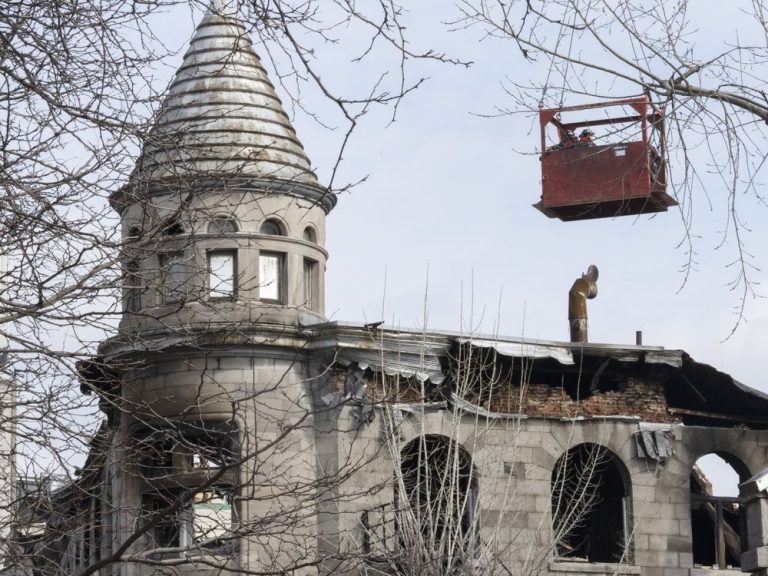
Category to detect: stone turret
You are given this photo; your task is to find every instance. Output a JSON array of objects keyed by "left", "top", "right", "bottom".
[
  {"left": 112, "top": 1, "right": 335, "bottom": 337},
  {"left": 93, "top": 6, "right": 333, "bottom": 572}
]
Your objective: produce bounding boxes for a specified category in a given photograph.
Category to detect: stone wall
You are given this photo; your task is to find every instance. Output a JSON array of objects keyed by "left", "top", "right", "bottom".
[{"left": 321, "top": 385, "right": 768, "bottom": 576}]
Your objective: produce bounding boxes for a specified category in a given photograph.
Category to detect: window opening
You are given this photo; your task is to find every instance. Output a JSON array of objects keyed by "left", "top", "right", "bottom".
[
  {"left": 303, "top": 226, "right": 317, "bottom": 243},
  {"left": 159, "top": 252, "right": 189, "bottom": 302},
  {"left": 208, "top": 251, "right": 236, "bottom": 299},
  {"left": 142, "top": 493, "right": 189, "bottom": 549},
  {"left": 303, "top": 258, "right": 318, "bottom": 311},
  {"left": 163, "top": 219, "right": 184, "bottom": 236},
  {"left": 184, "top": 427, "right": 236, "bottom": 470},
  {"left": 135, "top": 431, "right": 176, "bottom": 477},
  {"left": 259, "top": 253, "right": 283, "bottom": 302},
  {"left": 136, "top": 425, "right": 237, "bottom": 476},
  {"left": 551, "top": 443, "right": 631, "bottom": 563},
  {"left": 691, "top": 454, "right": 747, "bottom": 569},
  {"left": 143, "top": 488, "right": 235, "bottom": 552},
  {"left": 125, "top": 260, "right": 143, "bottom": 312},
  {"left": 137, "top": 422, "right": 238, "bottom": 555},
  {"left": 259, "top": 219, "right": 284, "bottom": 236},
  {"left": 208, "top": 216, "right": 238, "bottom": 234}
]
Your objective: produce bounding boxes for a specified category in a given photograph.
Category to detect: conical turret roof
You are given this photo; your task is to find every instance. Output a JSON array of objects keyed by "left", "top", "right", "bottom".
[{"left": 135, "top": 4, "right": 319, "bottom": 187}]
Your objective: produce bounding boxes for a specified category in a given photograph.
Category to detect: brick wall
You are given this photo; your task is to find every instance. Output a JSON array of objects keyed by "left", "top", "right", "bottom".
[
  {"left": 349, "top": 362, "right": 677, "bottom": 423},
  {"left": 485, "top": 376, "right": 675, "bottom": 422}
]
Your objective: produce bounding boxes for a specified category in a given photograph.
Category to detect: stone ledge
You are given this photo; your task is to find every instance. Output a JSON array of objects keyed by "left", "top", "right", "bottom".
[
  {"left": 548, "top": 560, "right": 642, "bottom": 574},
  {"left": 742, "top": 545, "right": 768, "bottom": 571},
  {"left": 691, "top": 569, "right": 743, "bottom": 576}
]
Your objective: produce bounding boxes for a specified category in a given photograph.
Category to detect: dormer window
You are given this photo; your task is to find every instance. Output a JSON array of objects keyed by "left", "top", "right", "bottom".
[{"left": 259, "top": 219, "right": 285, "bottom": 236}]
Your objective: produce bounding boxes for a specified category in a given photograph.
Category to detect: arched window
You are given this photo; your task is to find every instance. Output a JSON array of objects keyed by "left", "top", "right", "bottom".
[
  {"left": 551, "top": 443, "right": 631, "bottom": 563},
  {"left": 259, "top": 219, "right": 285, "bottom": 236},
  {"left": 208, "top": 215, "right": 238, "bottom": 234},
  {"left": 302, "top": 226, "right": 317, "bottom": 243},
  {"left": 399, "top": 435, "right": 477, "bottom": 556},
  {"left": 690, "top": 452, "right": 749, "bottom": 569}
]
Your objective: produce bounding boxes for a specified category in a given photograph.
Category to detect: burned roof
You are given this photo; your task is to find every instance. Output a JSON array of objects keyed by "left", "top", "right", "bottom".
[{"left": 308, "top": 322, "right": 768, "bottom": 428}]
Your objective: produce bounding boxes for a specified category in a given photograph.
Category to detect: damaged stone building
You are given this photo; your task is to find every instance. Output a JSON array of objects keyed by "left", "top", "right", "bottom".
[{"left": 11, "top": 3, "right": 768, "bottom": 576}]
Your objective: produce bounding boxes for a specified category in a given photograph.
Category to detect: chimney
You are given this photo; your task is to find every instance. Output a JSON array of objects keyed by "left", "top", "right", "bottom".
[{"left": 568, "top": 265, "right": 599, "bottom": 343}]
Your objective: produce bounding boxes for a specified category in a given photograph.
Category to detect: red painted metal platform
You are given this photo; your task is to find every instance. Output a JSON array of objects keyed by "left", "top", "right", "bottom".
[{"left": 536, "top": 97, "right": 677, "bottom": 221}]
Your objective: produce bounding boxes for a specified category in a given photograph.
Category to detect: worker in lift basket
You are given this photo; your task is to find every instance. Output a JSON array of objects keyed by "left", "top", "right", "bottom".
[
  {"left": 547, "top": 129, "right": 577, "bottom": 151},
  {"left": 578, "top": 128, "right": 595, "bottom": 146}
]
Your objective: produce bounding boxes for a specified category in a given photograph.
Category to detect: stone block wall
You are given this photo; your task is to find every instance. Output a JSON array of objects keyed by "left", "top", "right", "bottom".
[{"left": 322, "top": 399, "right": 768, "bottom": 576}]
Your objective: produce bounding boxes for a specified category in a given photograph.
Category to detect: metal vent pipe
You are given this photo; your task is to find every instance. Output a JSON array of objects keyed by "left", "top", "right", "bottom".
[{"left": 568, "top": 265, "right": 599, "bottom": 343}]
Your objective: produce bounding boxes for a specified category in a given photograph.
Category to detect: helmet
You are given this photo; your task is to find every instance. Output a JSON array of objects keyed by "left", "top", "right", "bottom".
[{"left": 580, "top": 129, "right": 594, "bottom": 137}]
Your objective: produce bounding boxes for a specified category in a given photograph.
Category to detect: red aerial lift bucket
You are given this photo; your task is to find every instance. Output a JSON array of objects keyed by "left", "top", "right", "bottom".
[{"left": 536, "top": 97, "right": 677, "bottom": 221}]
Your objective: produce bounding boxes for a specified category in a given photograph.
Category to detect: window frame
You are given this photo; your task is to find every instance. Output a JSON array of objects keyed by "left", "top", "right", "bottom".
[
  {"left": 259, "top": 218, "right": 285, "bottom": 236},
  {"left": 158, "top": 251, "right": 190, "bottom": 304},
  {"left": 208, "top": 215, "right": 239, "bottom": 235},
  {"left": 258, "top": 251, "right": 285, "bottom": 303},
  {"left": 207, "top": 250, "right": 238, "bottom": 301},
  {"left": 125, "top": 259, "right": 143, "bottom": 312},
  {"left": 303, "top": 257, "right": 319, "bottom": 311}
]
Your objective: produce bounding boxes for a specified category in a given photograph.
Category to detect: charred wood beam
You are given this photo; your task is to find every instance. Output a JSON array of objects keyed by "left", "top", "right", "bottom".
[
  {"left": 669, "top": 407, "right": 768, "bottom": 427},
  {"left": 680, "top": 375, "right": 708, "bottom": 405},
  {"left": 588, "top": 358, "right": 610, "bottom": 394},
  {"left": 697, "top": 498, "right": 740, "bottom": 567}
]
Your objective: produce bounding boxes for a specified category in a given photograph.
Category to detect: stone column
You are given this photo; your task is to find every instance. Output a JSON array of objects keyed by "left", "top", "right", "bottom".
[{"left": 741, "top": 468, "right": 768, "bottom": 574}]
